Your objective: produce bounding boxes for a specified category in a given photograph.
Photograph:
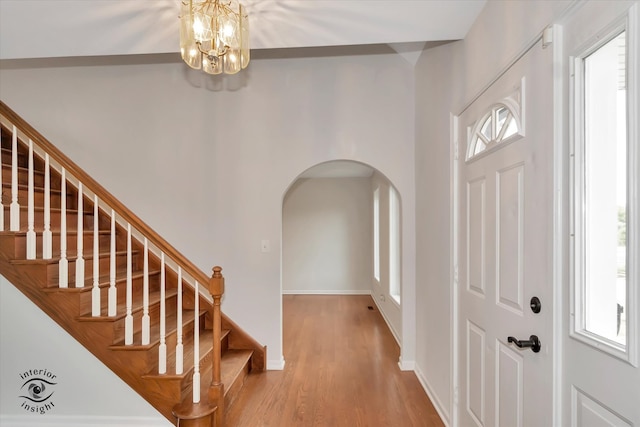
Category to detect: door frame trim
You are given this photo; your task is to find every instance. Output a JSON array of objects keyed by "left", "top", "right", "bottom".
[
  {"left": 450, "top": 112, "right": 460, "bottom": 427},
  {"left": 551, "top": 21, "right": 565, "bottom": 427}
]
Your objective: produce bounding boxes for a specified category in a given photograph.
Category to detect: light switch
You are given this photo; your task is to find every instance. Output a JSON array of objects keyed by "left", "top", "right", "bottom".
[{"left": 261, "top": 240, "right": 270, "bottom": 253}]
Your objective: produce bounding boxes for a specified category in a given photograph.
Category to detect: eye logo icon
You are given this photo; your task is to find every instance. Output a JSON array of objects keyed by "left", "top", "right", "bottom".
[
  {"left": 18, "top": 369, "right": 57, "bottom": 414},
  {"left": 21, "top": 379, "right": 55, "bottom": 403}
]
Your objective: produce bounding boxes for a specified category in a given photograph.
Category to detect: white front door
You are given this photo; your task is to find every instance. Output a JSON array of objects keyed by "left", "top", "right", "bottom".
[
  {"left": 561, "top": 2, "right": 640, "bottom": 425},
  {"left": 457, "top": 39, "right": 554, "bottom": 426}
]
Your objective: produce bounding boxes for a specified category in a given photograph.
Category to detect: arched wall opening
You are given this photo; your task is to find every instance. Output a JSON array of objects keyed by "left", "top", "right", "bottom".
[{"left": 281, "top": 159, "right": 403, "bottom": 354}]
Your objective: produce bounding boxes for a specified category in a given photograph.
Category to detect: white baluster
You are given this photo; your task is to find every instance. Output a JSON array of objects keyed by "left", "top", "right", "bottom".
[
  {"left": 10, "top": 125, "right": 20, "bottom": 231},
  {"left": 158, "top": 253, "right": 167, "bottom": 374},
  {"left": 192, "top": 281, "right": 200, "bottom": 403},
  {"left": 92, "top": 195, "right": 100, "bottom": 317},
  {"left": 175, "top": 267, "right": 184, "bottom": 374},
  {"left": 108, "top": 209, "right": 117, "bottom": 317},
  {"left": 58, "top": 168, "right": 68, "bottom": 288},
  {"left": 26, "top": 140, "right": 35, "bottom": 259},
  {"left": 42, "top": 154, "right": 52, "bottom": 259},
  {"left": 141, "top": 238, "right": 150, "bottom": 345},
  {"left": 75, "top": 182, "right": 84, "bottom": 287},
  {"left": 125, "top": 223, "right": 133, "bottom": 345}
]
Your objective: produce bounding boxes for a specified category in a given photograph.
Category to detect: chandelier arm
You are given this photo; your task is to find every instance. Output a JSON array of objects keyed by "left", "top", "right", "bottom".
[{"left": 195, "top": 41, "right": 230, "bottom": 58}]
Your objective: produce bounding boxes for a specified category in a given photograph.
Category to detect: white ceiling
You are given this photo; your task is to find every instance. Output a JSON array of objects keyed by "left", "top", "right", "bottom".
[
  {"left": 0, "top": 0, "right": 485, "bottom": 179},
  {"left": 0, "top": 0, "right": 486, "bottom": 60}
]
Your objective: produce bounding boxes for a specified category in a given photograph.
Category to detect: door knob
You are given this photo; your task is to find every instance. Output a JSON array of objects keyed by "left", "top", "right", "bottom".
[{"left": 507, "top": 335, "right": 541, "bottom": 353}]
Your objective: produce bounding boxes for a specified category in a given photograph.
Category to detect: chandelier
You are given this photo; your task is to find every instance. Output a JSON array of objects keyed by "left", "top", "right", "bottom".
[{"left": 180, "top": 0, "right": 250, "bottom": 75}]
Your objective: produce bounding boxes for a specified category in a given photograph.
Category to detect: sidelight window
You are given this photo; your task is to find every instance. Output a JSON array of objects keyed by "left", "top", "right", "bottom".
[
  {"left": 572, "top": 28, "right": 637, "bottom": 362},
  {"left": 389, "top": 186, "right": 401, "bottom": 303},
  {"left": 374, "top": 187, "right": 380, "bottom": 282}
]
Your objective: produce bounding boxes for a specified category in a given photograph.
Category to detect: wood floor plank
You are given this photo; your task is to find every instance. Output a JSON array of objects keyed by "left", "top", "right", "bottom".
[{"left": 225, "top": 295, "right": 444, "bottom": 426}]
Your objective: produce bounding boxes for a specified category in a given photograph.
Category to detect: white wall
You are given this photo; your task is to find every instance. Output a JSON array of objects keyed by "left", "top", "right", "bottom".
[
  {"left": 282, "top": 177, "right": 372, "bottom": 294},
  {"left": 0, "top": 276, "right": 171, "bottom": 426},
  {"left": 413, "top": 0, "right": 574, "bottom": 424},
  {"left": 414, "top": 39, "right": 462, "bottom": 424},
  {"left": 0, "top": 47, "right": 416, "bottom": 371}
]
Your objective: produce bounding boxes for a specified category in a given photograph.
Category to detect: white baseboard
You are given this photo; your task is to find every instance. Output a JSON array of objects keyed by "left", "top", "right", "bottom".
[
  {"left": 398, "top": 358, "right": 415, "bottom": 371},
  {"left": 0, "top": 415, "right": 171, "bottom": 427},
  {"left": 282, "top": 290, "right": 371, "bottom": 295},
  {"left": 414, "top": 363, "right": 450, "bottom": 427},
  {"left": 370, "top": 293, "right": 401, "bottom": 346},
  {"left": 267, "top": 357, "right": 285, "bottom": 370}
]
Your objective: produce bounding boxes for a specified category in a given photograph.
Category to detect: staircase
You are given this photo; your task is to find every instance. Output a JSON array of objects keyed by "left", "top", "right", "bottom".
[{"left": 0, "top": 101, "right": 266, "bottom": 426}]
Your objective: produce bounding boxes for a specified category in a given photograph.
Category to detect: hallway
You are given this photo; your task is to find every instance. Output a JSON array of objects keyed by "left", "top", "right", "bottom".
[{"left": 225, "top": 295, "right": 444, "bottom": 426}]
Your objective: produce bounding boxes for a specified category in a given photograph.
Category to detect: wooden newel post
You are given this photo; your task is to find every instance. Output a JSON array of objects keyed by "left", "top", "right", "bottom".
[{"left": 209, "top": 266, "right": 225, "bottom": 427}]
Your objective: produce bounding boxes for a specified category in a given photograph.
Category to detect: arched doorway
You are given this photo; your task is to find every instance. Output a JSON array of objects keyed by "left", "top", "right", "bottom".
[{"left": 281, "top": 160, "right": 403, "bottom": 352}]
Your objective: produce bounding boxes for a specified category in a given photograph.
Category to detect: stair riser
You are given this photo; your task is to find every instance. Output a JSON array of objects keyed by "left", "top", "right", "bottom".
[
  {"left": 2, "top": 186, "right": 76, "bottom": 210},
  {"left": 1, "top": 140, "right": 47, "bottom": 169},
  {"left": 2, "top": 166, "right": 51, "bottom": 189},
  {"left": 1, "top": 202, "right": 110, "bottom": 239},
  {"left": 177, "top": 352, "right": 216, "bottom": 401},
  {"left": 141, "top": 315, "right": 201, "bottom": 375},
  {"left": 2, "top": 164, "right": 64, "bottom": 187},
  {"left": 45, "top": 251, "right": 141, "bottom": 287},
  {"left": 111, "top": 294, "right": 181, "bottom": 345},
  {"left": 3, "top": 232, "right": 110, "bottom": 260},
  {"left": 221, "top": 332, "right": 229, "bottom": 354},
  {"left": 0, "top": 149, "right": 28, "bottom": 169},
  {"left": 145, "top": 312, "right": 209, "bottom": 375},
  {"left": 2, "top": 208, "right": 98, "bottom": 232},
  {"left": 77, "top": 273, "right": 167, "bottom": 316},
  {"left": 114, "top": 273, "right": 166, "bottom": 306},
  {"left": 223, "top": 359, "right": 250, "bottom": 411}
]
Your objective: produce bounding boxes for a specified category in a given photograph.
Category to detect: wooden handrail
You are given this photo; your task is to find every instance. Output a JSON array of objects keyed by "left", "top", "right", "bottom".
[{"left": 0, "top": 100, "right": 209, "bottom": 287}]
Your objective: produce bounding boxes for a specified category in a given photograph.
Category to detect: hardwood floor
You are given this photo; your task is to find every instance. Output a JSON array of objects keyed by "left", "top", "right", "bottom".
[{"left": 225, "top": 295, "right": 445, "bottom": 427}]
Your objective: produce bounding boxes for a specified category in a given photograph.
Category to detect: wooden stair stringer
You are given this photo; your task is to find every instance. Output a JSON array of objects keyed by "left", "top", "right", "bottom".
[{"left": 0, "top": 257, "right": 187, "bottom": 421}]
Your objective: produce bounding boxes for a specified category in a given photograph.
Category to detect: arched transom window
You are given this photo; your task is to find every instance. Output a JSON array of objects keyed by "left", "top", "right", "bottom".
[{"left": 466, "top": 100, "right": 523, "bottom": 160}]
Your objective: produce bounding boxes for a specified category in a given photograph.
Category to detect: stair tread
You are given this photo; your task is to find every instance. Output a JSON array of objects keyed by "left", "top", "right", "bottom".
[
  {"left": 109, "top": 305, "right": 201, "bottom": 348},
  {"left": 1, "top": 181, "right": 67, "bottom": 195},
  {"left": 218, "top": 349, "right": 254, "bottom": 390},
  {"left": 8, "top": 248, "right": 139, "bottom": 265},
  {"left": 160, "top": 348, "right": 253, "bottom": 407},
  {"left": 6, "top": 205, "right": 98, "bottom": 215},
  {"left": 185, "top": 349, "right": 253, "bottom": 414},
  {"left": 45, "top": 268, "right": 162, "bottom": 291},
  {"left": 0, "top": 225, "right": 110, "bottom": 233},
  {"left": 193, "top": 348, "right": 253, "bottom": 396},
  {"left": 78, "top": 287, "right": 178, "bottom": 320},
  {"left": 1, "top": 162, "right": 45, "bottom": 173},
  {"left": 144, "top": 329, "right": 213, "bottom": 377},
  {"left": 141, "top": 329, "right": 233, "bottom": 378},
  {"left": 3, "top": 229, "right": 111, "bottom": 236},
  {"left": 169, "top": 329, "right": 231, "bottom": 374}
]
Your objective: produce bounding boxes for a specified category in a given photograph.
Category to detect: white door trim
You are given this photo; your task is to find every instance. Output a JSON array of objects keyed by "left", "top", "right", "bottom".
[
  {"left": 551, "top": 21, "right": 566, "bottom": 427},
  {"left": 450, "top": 112, "right": 460, "bottom": 427}
]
